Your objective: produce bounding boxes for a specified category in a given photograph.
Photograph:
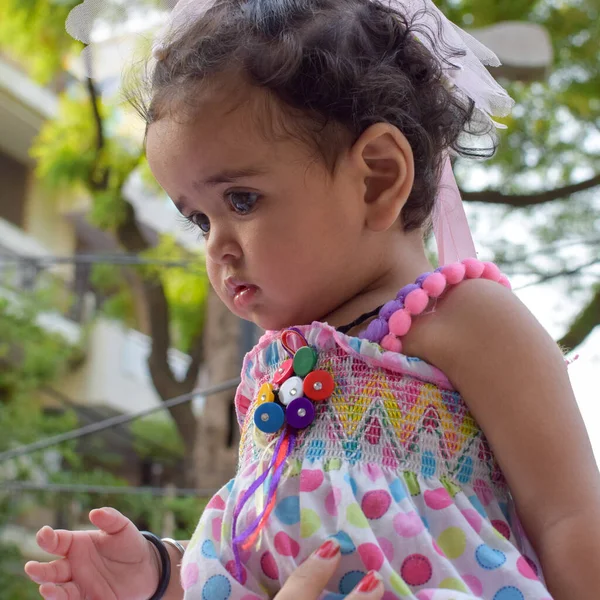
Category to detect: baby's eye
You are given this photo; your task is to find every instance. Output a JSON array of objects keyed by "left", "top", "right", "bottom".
[
  {"left": 189, "top": 212, "right": 211, "bottom": 235},
  {"left": 227, "top": 191, "right": 260, "bottom": 215}
]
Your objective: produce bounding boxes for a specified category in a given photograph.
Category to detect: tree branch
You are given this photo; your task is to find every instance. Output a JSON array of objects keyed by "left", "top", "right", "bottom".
[
  {"left": 558, "top": 287, "right": 600, "bottom": 352},
  {"left": 460, "top": 174, "right": 600, "bottom": 207},
  {"left": 84, "top": 77, "right": 109, "bottom": 192},
  {"left": 513, "top": 259, "right": 599, "bottom": 290},
  {"left": 183, "top": 334, "right": 205, "bottom": 388}
]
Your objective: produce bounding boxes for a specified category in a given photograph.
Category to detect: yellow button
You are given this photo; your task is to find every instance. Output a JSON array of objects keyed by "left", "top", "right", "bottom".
[{"left": 256, "top": 383, "right": 275, "bottom": 406}]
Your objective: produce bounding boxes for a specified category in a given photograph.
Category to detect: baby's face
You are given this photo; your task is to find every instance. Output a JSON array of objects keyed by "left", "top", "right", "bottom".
[{"left": 146, "top": 92, "right": 381, "bottom": 330}]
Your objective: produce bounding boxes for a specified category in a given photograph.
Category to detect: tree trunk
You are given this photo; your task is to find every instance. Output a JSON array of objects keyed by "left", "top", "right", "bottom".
[{"left": 194, "top": 288, "right": 241, "bottom": 492}]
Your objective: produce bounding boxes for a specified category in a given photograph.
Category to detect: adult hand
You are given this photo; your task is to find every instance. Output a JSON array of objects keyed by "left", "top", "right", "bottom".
[{"left": 274, "top": 539, "right": 384, "bottom": 600}]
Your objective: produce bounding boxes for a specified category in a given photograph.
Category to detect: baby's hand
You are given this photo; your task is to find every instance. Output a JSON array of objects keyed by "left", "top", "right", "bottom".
[{"left": 24, "top": 507, "right": 160, "bottom": 600}]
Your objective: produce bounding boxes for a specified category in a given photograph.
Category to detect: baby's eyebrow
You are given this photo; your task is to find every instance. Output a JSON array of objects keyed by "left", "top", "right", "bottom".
[{"left": 193, "top": 167, "right": 268, "bottom": 190}]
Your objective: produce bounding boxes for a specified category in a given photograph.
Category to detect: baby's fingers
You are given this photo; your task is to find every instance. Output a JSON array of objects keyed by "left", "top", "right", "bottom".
[
  {"left": 36, "top": 526, "right": 74, "bottom": 557},
  {"left": 89, "top": 506, "right": 131, "bottom": 536},
  {"left": 25, "top": 558, "right": 72, "bottom": 584},
  {"left": 39, "top": 581, "right": 82, "bottom": 600}
]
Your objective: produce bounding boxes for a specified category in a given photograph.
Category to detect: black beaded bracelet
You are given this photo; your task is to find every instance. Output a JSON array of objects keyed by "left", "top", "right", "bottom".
[{"left": 142, "top": 531, "right": 171, "bottom": 600}]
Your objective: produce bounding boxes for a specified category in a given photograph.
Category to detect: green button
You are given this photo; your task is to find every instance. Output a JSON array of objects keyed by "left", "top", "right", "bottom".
[{"left": 293, "top": 346, "right": 318, "bottom": 377}]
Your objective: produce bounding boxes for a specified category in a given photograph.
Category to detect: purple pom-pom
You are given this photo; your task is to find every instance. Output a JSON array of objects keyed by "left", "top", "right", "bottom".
[
  {"left": 415, "top": 272, "right": 432, "bottom": 286},
  {"left": 396, "top": 283, "right": 420, "bottom": 302},
  {"left": 380, "top": 300, "right": 402, "bottom": 320},
  {"left": 364, "top": 318, "right": 389, "bottom": 342}
]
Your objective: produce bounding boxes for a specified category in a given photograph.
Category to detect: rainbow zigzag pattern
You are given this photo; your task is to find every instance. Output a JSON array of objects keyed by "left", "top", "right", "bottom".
[{"left": 238, "top": 343, "right": 505, "bottom": 492}]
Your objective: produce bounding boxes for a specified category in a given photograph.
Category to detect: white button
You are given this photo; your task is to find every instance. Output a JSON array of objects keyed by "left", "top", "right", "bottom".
[{"left": 279, "top": 376, "right": 304, "bottom": 406}]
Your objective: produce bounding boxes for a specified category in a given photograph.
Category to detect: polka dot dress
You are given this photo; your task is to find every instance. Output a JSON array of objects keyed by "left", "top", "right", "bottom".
[{"left": 181, "top": 322, "right": 553, "bottom": 600}]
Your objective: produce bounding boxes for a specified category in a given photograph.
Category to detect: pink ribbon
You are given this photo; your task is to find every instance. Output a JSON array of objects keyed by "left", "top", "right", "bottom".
[{"left": 433, "top": 156, "right": 477, "bottom": 266}]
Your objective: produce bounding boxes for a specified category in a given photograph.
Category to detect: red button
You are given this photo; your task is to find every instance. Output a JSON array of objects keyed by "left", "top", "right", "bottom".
[
  {"left": 303, "top": 370, "right": 334, "bottom": 402},
  {"left": 272, "top": 359, "right": 294, "bottom": 386}
]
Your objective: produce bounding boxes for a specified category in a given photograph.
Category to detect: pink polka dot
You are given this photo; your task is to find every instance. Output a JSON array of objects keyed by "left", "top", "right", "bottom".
[
  {"left": 463, "top": 575, "right": 483, "bottom": 595},
  {"left": 366, "top": 463, "right": 383, "bottom": 482},
  {"left": 401, "top": 554, "right": 433, "bottom": 586},
  {"left": 423, "top": 488, "right": 453, "bottom": 510},
  {"left": 206, "top": 494, "right": 226, "bottom": 510},
  {"left": 461, "top": 508, "right": 482, "bottom": 533},
  {"left": 239, "top": 546, "right": 251, "bottom": 564},
  {"left": 433, "top": 540, "right": 445, "bottom": 557},
  {"left": 383, "top": 593, "right": 401, "bottom": 600},
  {"left": 358, "top": 543, "right": 385, "bottom": 571},
  {"left": 362, "top": 490, "right": 392, "bottom": 519},
  {"left": 241, "top": 596, "right": 262, "bottom": 600},
  {"left": 261, "top": 551, "right": 279, "bottom": 580},
  {"left": 492, "top": 519, "right": 511, "bottom": 540},
  {"left": 377, "top": 536, "right": 395, "bottom": 562},
  {"left": 415, "top": 591, "right": 435, "bottom": 600},
  {"left": 325, "top": 487, "right": 342, "bottom": 516},
  {"left": 211, "top": 517, "right": 222, "bottom": 542},
  {"left": 300, "top": 469, "right": 324, "bottom": 492},
  {"left": 394, "top": 511, "right": 425, "bottom": 537},
  {"left": 181, "top": 563, "right": 199, "bottom": 590},
  {"left": 274, "top": 531, "right": 300, "bottom": 558},
  {"left": 226, "top": 560, "right": 247, "bottom": 585},
  {"left": 517, "top": 556, "right": 539, "bottom": 580}
]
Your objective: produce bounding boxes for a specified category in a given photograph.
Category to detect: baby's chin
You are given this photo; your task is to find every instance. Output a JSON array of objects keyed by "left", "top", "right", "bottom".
[{"left": 246, "top": 307, "right": 323, "bottom": 333}]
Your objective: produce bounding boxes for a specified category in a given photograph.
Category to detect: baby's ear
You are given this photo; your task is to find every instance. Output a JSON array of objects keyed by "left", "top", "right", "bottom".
[{"left": 351, "top": 123, "right": 414, "bottom": 232}]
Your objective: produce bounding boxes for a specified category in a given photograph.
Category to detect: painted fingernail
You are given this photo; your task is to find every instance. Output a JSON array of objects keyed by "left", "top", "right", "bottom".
[
  {"left": 315, "top": 539, "right": 341, "bottom": 559},
  {"left": 355, "top": 570, "right": 383, "bottom": 593}
]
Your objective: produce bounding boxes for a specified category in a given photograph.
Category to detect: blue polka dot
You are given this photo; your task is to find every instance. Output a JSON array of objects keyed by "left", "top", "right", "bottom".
[
  {"left": 225, "top": 479, "right": 234, "bottom": 493},
  {"left": 344, "top": 474, "right": 358, "bottom": 496},
  {"left": 331, "top": 531, "right": 356, "bottom": 555},
  {"left": 275, "top": 495, "right": 300, "bottom": 525},
  {"left": 475, "top": 544, "right": 507, "bottom": 570},
  {"left": 202, "top": 575, "right": 231, "bottom": 600},
  {"left": 323, "top": 594, "right": 346, "bottom": 600},
  {"left": 389, "top": 478, "right": 407, "bottom": 502},
  {"left": 421, "top": 450, "right": 436, "bottom": 477},
  {"left": 499, "top": 501, "right": 510, "bottom": 522},
  {"left": 339, "top": 570, "right": 366, "bottom": 594},
  {"left": 201, "top": 539, "right": 217, "bottom": 559},
  {"left": 456, "top": 456, "right": 474, "bottom": 484},
  {"left": 407, "top": 356, "right": 422, "bottom": 363},
  {"left": 421, "top": 516, "right": 430, "bottom": 531},
  {"left": 469, "top": 494, "right": 486, "bottom": 518},
  {"left": 493, "top": 587, "right": 525, "bottom": 600}
]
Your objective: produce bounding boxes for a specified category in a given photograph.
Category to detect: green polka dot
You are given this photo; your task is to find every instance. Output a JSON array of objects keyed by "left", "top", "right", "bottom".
[
  {"left": 346, "top": 503, "right": 369, "bottom": 528},
  {"left": 221, "top": 521, "right": 231, "bottom": 540},
  {"left": 492, "top": 527, "right": 506, "bottom": 541},
  {"left": 438, "top": 527, "right": 467, "bottom": 559},
  {"left": 300, "top": 508, "right": 321, "bottom": 538},
  {"left": 439, "top": 577, "right": 468, "bottom": 592},
  {"left": 390, "top": 572, "right": 410, "bottom": 596},
  {"left": 403, "top": 471, "right": 421, "bottom": 496},
  {"left": 440, "top": 476, "right": 461, "bottom": 498},
  {"left": 324, "top": 457, "right": 342, "bottom": 472}
]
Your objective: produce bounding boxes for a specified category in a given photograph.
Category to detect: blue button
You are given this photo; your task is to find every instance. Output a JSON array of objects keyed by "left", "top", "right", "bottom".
[{"left": 254, "top": 402, "right": 285, "bottom": 434}]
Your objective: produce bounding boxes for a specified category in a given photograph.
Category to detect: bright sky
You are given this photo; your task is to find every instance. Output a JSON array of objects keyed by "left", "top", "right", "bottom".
[{"left": 518, "top": 285, "right": 600, "bottom": 466}]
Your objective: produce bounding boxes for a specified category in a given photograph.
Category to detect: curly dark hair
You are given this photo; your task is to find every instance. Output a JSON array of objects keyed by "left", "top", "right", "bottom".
[{"left": 131, "top": 0, "right": 496, "bottom": 231}]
